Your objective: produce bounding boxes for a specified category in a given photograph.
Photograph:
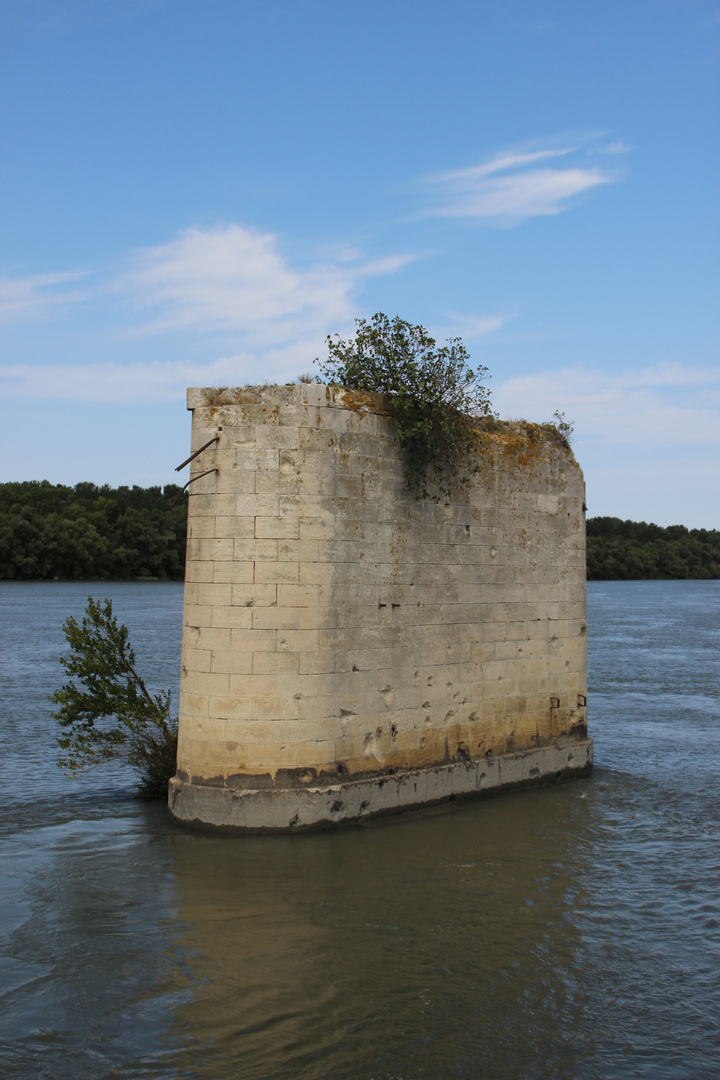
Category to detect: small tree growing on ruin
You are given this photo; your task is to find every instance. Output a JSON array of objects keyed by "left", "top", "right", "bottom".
[
  {"left": 315, "top": 313, "right": 493, "bottom": 498},
  {"left": 51, "top": 596, "right": 177, "bottom": 799}
]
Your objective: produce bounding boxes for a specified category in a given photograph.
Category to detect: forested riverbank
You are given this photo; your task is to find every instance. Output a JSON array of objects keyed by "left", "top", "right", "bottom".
[
  {"left": 0, "top": 481, "right": 187, "bottom": 580},
  {"left": 0, "top": 481, "right": 718, "bottom": 581},
  {"left": 586, "top": 517, "right": 720, "bottom": 580}
]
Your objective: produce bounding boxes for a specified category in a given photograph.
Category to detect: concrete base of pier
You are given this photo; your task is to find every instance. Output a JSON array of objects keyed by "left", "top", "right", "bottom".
[{"left": 168, "top": 739, "right": 593, "bottom": 833}]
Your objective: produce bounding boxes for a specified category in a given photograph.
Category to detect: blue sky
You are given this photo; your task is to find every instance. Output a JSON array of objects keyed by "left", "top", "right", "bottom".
[{"left": 1, "top": 0, "right": 718, "bottom": 527}]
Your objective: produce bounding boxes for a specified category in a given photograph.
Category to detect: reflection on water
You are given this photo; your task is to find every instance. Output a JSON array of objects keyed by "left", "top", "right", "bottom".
[
  {"left": 167, "top": 792, "right": 595, "bottom": 1080},
  {"left": 0, "top": 581, "right": 718, "bottom": 1079}
]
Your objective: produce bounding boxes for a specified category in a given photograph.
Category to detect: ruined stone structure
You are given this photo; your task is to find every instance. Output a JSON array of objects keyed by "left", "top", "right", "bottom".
[{"left": 169, "top": 384, "right": 592, "bottom": 831}]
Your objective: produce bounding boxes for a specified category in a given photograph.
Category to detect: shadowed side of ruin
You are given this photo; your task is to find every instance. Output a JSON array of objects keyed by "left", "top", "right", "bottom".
[{"left": 168, "top": 384, "right": 591, "bottom": 831}]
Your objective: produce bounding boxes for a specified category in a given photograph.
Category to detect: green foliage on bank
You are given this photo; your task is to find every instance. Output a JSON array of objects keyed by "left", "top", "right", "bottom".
[
  {"left": 0, "top": 481, "right": 187, "bottom": 581},
  {"left": 587, "top": 517, "right": 720, "bottom": 580},
  {"left": 2, "top": 481, "right": 717, "bottom": 582}
]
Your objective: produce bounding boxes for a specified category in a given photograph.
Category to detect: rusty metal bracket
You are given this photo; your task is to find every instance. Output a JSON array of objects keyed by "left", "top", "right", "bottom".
[
  {"left": 168, "top": 469, "right": 218, "bottom": 510},
  {"left": 175, "top": 436, "right": 219, "bottom": 472}
]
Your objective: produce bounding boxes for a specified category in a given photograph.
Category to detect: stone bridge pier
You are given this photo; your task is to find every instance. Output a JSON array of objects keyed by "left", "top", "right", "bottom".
[{"left": 168, "top": 384, "right": 592, "bottom": 831}]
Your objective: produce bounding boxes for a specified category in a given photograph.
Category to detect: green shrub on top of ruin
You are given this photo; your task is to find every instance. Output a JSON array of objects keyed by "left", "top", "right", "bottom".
[
  {"left": 533, "top": 410, "right": 575, "bottom": 448},
  {"left": 316, "top": 313, "right": 493, "bottom": 498},
  {"left": 51, "top": 596, "right": 178, "bottom": 799},
  {"left": 551, "top": 410, "right": 574, "bottom": 444}
]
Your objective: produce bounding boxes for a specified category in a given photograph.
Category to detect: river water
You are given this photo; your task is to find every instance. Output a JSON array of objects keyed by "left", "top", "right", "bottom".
[{"left": 0, "top": 580, "right": 718, "bottom": 1079}]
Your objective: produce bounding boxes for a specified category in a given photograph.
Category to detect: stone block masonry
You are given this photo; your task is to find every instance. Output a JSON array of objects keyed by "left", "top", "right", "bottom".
[{"left": 169, "top": 384, "right": 592, "bottom": 831}]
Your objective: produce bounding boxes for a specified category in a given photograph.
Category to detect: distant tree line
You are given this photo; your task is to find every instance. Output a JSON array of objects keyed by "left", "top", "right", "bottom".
[
  {"left": 1, "top": 482, "right": 718, "bottom": 581},
  {"left": 587, "top": 517, "right": 720, "bottom": 580},
  {"left": 0, "top": 481, "right": 187, "bottom": 580}
]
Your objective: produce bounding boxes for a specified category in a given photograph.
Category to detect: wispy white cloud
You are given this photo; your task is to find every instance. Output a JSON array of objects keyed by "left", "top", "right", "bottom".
[
  {"left": 115, "top": 224, "right": 414, "bottom": 344},
  {"left": 436, "top": 310, "right": 513, "bottom": 340},
  {"left": 419, "top": 139, "right": 621, "bottom": 224},
  {"left": 0, "top": 355, "right": 264, "bottom": 404},
  {"left": 0, "top": 270, "right": 90, "bottom": 323},
  {"left": 440, "top": 148, "right": 575, "bottom": 181},
  {"left": 493, "top": 364, "right": 720, "bottom": 445},
  {"left": 0, "top": 222, "right": 417, "bottom": 399},
  {"left": 604, "top": 139, "right": 633, "bottom": 155},
  {"left": 0, "top": 308, "right": 511, "bottom": 405},
  {"left": 622, "top": 362, "right": 720, "bottom": 388}
]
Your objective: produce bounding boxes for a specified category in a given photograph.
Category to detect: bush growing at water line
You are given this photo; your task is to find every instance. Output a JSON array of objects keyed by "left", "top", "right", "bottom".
[{"left": 51, "top": 596, "right": 177, "bottom": 799}]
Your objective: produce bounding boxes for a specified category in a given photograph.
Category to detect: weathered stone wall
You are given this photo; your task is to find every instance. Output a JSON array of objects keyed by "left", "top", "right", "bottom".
[{"left": 169, "top": 384, "right": 590, "bottom": 830}]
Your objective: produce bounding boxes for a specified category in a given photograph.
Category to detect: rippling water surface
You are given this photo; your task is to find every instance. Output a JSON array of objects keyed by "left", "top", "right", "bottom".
[{"left": 0, "top": 580, "right": 718, "bottom": 1079}]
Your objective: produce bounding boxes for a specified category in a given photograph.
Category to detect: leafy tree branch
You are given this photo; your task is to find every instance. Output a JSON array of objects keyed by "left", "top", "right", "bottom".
[{"left": 51, "top": 596, "right": 178, "bottom": 798}]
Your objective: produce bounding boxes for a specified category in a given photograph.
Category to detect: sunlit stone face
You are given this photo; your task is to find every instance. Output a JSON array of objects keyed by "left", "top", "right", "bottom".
[{"left": 171, "top": 384, "right": 590, "bottom": 830}]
